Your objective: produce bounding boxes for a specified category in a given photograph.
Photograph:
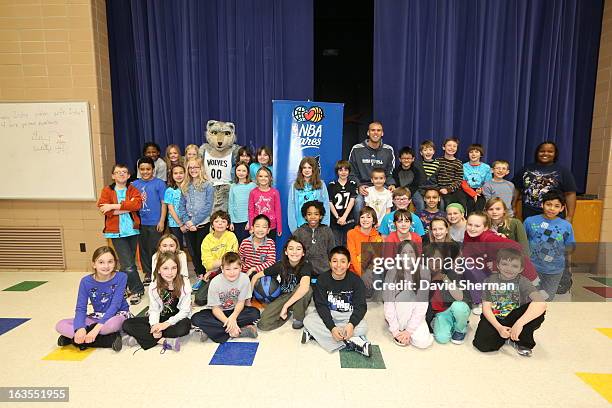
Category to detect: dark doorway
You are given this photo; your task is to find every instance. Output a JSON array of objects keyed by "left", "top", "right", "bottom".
[{"left": 314, "top": 0, "right": 374, "bottom": 159}]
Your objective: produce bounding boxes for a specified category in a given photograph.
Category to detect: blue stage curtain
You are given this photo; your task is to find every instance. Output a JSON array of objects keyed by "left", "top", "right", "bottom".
[
  {"left": 106, "top": 0, "right": 313, "bottom": 169},
  {"left": 373, "top": 0, "right": 603, "bottom": 192}
]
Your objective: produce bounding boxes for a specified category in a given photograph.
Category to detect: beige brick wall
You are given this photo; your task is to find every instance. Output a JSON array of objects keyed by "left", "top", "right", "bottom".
[
  {"left": 588, "top": 0, "right": 612, "bottom": 242},
  {"left": 0, "top": 0, "right": 113, "bottom": 272}
]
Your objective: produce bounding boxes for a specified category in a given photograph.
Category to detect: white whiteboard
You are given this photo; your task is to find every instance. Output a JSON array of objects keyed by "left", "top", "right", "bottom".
[{"left": 0, "top": 102, "right": 95, "bottom": 200}]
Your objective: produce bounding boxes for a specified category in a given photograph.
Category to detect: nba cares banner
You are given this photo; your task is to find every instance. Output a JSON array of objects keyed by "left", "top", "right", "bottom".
[{"left": 272, "top": 100, "right": 344, "bottom": 250}]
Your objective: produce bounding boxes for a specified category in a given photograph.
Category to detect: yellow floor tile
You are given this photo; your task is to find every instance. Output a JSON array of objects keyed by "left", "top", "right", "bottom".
[
  {"left": 42, "top": 346, "right": 95, "bottom": 361},
  {"left": 576, "top": 373, "right": 612, "bottom": 403},
  {"left": 596, "top": 328, "right": 612, "bottom": 339}
]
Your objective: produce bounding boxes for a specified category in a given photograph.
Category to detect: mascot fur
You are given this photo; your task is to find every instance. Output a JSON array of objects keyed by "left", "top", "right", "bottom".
[{"left": 199, "top": 120, "right": 241, "bottom": 213}]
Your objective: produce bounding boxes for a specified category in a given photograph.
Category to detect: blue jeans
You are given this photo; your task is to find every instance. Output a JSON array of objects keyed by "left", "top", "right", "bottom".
[
  {"left": 432, "top": 301, "right": 471, "bottom": 344},
  {"left": 538, "top": 272, "right": 563, "bottom": 301},
  {"left": 412, "top": 191, "right": 425, "bottom": 213},
  {"left": 111, "top": 235, "right": 144, "bottom": 294},
  {"left": 353, "top": 193, "right": 366, "bottom": 221}
]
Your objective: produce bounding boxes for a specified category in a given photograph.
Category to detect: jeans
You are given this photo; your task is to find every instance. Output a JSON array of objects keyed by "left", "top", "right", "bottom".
[
  {"left": 353, "top": 194, "right": 366, "bottom": 221},
  {"left": 138, "top": 225, "right": 162, "bottom": 280},
  {"left": 111, "top": 235, "right": 143, "bottom": 294},
  {"left": 538, "top": 272, "right": 563, "bottom": 301},
  {"left": 412, "top": 191, "right": 425, "bottom": 213}
]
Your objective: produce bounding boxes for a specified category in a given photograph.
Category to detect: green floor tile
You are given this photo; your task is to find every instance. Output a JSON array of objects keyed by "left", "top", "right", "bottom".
[
  {"left": 339, "top": 345, "right": 385, "bottom": 369},
  {"left": 136, "top": 306, "right": 149, "bottom": 317},
  {"left": 589, "top": 277, "right": 612, "bottom": 287},
  {"left": 3, "top": 281, "right": 47, "bottom": 292}
]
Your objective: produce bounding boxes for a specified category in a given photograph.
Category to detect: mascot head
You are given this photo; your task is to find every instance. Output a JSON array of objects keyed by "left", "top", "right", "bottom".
[{"left": 206, "top": 120, "right": 236, "bottom": 152}]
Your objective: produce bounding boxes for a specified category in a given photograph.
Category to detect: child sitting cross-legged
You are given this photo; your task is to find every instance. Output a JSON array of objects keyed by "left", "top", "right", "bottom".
[
  {"left": 302, "top": 246, "right": 371, "bottom": 357},
  {"left": 191, "top": 252, "right": 261, "bottom": 343}
]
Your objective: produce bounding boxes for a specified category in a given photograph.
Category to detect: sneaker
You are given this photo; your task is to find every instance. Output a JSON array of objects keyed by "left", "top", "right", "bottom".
[
  {"left": 122, "top": 334, "right": 138, "bottom": 347},
  {"left": 199, "top": 331, "right": 209, "bottom": 342},
  {"left": 471, "top": 304, "right": 482, "bottom": 315},
  {"left": 238, "top": 325, "right": 258, "bottom": 339},
  {"left": 451, "top": 331, "right": 466, "bottom": 345},
  {"left": 111, "top": 334, "right": 123, "bottom": 352},
  {"left": 143, "top": 277, "right": 152, "bottom": 286},
  {"left": 515, "top": 343, "right": 533, "bottom": 357},
  {"left": 57, "top": 335, "right": 72, "bottom": 347},
  {"left": 192, "top": 279, "right": 203, "bottom": 291},
  {"left": 301, "top": 328, "right": 313, "bottom": 344},
  {"left": 292, "top": 320, "right": 304, "bottom": 330},
  {"left": 346, "top": 336, "right": 371, "bottom": 357},
  {"left": 129, "top": 292, "right": 143, "bottom": 305},
  {"left": 393, "top": 336, "right": 407, "bottom": 347},
  {"left": 160, "top": 338, "right": 180, "bottom": 353}
]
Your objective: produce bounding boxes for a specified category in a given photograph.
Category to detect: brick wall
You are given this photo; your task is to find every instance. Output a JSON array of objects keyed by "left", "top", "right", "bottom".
[{"left": 0, "top": 0, "right": 113, "bottom": 272}]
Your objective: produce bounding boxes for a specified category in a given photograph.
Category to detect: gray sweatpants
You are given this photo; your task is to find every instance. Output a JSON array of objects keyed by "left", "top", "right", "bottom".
[{"left": 303, "top": 310, "right": 368, "bottom": 352}]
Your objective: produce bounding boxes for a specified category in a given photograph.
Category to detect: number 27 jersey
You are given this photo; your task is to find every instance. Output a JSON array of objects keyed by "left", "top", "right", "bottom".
[{"left": 327, "top": 180, "right": 358, "bottom": 226}]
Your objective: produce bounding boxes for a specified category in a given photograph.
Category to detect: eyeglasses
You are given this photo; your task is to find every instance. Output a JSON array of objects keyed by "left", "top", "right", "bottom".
[
  {"left": 113, "top": 171, "right": 128, "bottom": 175},
  {"left": 189, "top": 166, "right": 201, "bottom": 170},
  {"left": 394, "top": 197, "right": 411, "bottom": 201}
]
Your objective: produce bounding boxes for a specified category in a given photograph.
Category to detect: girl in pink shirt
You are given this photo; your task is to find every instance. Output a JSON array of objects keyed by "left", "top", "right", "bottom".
[{"left": 248, "top": 166, "right": 282, "bottom": 241}]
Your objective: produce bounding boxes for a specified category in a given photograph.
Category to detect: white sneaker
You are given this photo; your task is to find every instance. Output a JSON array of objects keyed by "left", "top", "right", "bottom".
[
  {"left": 471, "top": 304, "right": 482, "bottom": 315},
  {"left": 347, "top": 335, "right": 371, "bottom": 357}
]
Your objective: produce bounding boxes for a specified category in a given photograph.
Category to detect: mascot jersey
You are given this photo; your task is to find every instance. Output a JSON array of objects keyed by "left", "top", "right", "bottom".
[{"left": 204, "top": 149, "right": 233, "bottom": 186}]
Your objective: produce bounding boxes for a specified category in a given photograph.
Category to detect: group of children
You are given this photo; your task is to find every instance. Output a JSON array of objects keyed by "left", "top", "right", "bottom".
[{"left": 57, "top": 135, "right": 576, "bottom": 357}]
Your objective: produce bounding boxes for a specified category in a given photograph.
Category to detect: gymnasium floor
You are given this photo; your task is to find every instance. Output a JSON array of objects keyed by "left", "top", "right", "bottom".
[{"left": 0, "top": 270, "right": 610, "bottom": 408}]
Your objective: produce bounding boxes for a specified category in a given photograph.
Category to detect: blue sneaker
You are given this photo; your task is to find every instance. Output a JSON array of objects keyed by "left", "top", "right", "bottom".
[
  {"left": 192, "top": 279, "right": 203, "bottom": 291},
  {"left": 451, "top": 331, "right": 466, "bottom": 345}
]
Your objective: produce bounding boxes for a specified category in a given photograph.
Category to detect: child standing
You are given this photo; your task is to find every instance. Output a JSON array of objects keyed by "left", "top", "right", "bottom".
[
  {"left": 253, "top": 236, "right": 313, "bottom": 330},
  {"left": 248, "top": 167, "right": 282, "bottom": 240},
  {"left": 383, "top": 241, "right": 433, "bottom": 348},
  {"left": 302, "top": 246, "right": 371, "bottom": 356},
  {"left": 424, "top": 244, "right": 471, "bottom": 345},
  {"left": 55, "top": 247, "right": 128, "bottom": 351},
  {"left": 152, "top": 234, "right": 189, "bottom": 278},
  {"left": 229, "top": 162, "right": 256, "bottom": 244},
  {"left": 473, "top": 248, "right": 546, "bottom": 356},
  {"left": 288, "top": 157, "right": 330, "bottom": 232},
  {"left": 293, "top": 201, "right": 336, "bottom": 277},
  {"left": 364, "top": 168, "right": 393, "bottom": 227},
  {"left": 462, "top": 143, "right": 491, "bottom": 213},
  {"left": 412, "top": 140, "right": 438, "bottom": 212},
  {"left": 164, "top": 164, "right": 187, "bottom": 250},
  {"left": 483, "top": 160, "right": 514, "bottom": 216},
  {"left": 433, "top": 137, "right": 465, "bottom": 210},
  {"left": 237, "top": 146, "right": 254, "bottom": 166},
  {"left": 378, "top": 187, "right": 426, "bottom": 237},
  {"left": 446, "top": 203, "right": 467, "bottom": 243},
  {"left": 249, "top": 146, "right": 273, "bottom": 181},
  {"left": 184, "top": 144, "right": 201, "bottom": 163},
  {"left": 347, "top": 206, "right": 383, "bottom": 278},
  {"left": 179, "top": 158, "right": 214, "bottom": 284},
  {"left": 122, "top": 252, "right": 191, "bottom": 352},
  {"left": 132, "top": 157, "right": 167, "bottom": 290},
  {"left": 164, "top": 144, "right": 183, "bottom": 170},
  {"left": 239, "top": 214, "right": 277, "bottom": 278},
  {"left": 328, "top": 160, "right": 358, "bottom": 246},
  {"left": 524, "top": 191, "right": 575, "bottom": 300},
  {"left": 416, "top": 187, "right": 445, "bottom": 233},
  {"left": 390, "top": 146, "right": 425, "bottom": 212},
  {"left": 486, "top": 197, "right": 530, "bottom": 254},
  {"left": 97, "top": 164, "right": 143, "bottom": 304},
  {"left": 191, "top": 252, "right": 261, "bottom": 343},
  {"left": 137, "top": 142, "right": 167, "bottom": 181},
  {"left": 195, "top": 211, "right": 239, "bottom": 306}
]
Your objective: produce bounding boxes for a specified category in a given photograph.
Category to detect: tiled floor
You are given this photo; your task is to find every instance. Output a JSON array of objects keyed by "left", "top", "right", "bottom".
[{"left": 0, "top": 271, "right": 610, "bottom": 407}]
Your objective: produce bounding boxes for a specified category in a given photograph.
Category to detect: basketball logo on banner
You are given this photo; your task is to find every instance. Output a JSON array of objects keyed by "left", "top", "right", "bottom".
[{"left": 292, "top": 105, "right": 325, "bottom": 149}]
